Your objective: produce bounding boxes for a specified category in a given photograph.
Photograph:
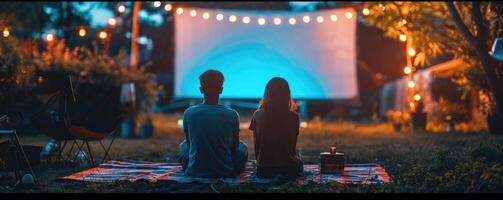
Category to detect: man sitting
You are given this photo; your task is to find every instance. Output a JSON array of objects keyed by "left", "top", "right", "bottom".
[{"left": 178, "top": 69, "right": 248, "bottom": 178}]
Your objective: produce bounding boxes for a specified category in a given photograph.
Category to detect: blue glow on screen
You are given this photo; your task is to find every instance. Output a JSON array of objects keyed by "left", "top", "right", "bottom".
[{"left": 175, "top": 8, "right": 357, "bottom": 99}]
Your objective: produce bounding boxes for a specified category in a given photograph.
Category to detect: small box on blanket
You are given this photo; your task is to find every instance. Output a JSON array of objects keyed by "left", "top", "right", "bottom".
[{"left": 320, "top": 152, "right": 345, "bottom": 174}]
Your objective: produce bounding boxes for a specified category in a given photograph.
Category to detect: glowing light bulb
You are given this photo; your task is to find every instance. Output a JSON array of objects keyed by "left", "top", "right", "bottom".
[
  {"left": 229, "top": 15, "right": 237, "bottom": 22},
  {"left": 117, "top": 4, "right": 126, "bottom": 13},
  {"left": 2, "top": 29, "right": 9, "bottom": 37},
  {"left": 189, "top": 10, "right": 197, "bottom": 17},
  {"left": 345, "top": 12, "right": 353, "bottom": 19},
  {"left": 399, "top": 34, "right": 407, "bottom": 42},
  {"left": 303, "top": 16, "right": 310, "bottom": 23},
  {"left": 408, "top": 48, "right": 416, "bottom": 56},
  {"left": 46, "top": 33, "right": 54, "bottom": 42},
  {"left": 78, "top": 28, "right": 86, "bottom": 37},
  {"left": 330, "top": 14, "right": 338, "bottom": 22},
  {"left": 216, "top": 13, "right": 224, "bottom": 21},
  {"left": 408, "top": 81, "right": 415, "bottom": 88},
  {"left": 404, "top": 66, "right": 412, "bottom": 75},
  {"left": 153, "top": 1, "right": 161, "bottom": 8},
  {"left": 176, "top": 8, "right": 184, "bottom": 15},
  {"left": 108, "top": 18, "right": 117, "bottom": 26},
  {"left": 258, "top": 17, "right": 266, "bottom": 25},
  {"left": 288, "top": 17, "right": 296, "bottom": 25},
  {"left": 164, "top": 4, "right": 172, "bottom": 12},
  {"left": 362, "top": 8, "right": 370, "bottom": 16},
  {"left": 242, "top": 16, "right": 250, "bottom": 24},
  {"left": 99, "top": 31, "right": 107, "bottom": 40},
  {"left": 402, "top": 19, "right": 407, "bottom": 25},
  {"left": 316, "top": 16, "right": 324, "bottom": 23},
  {"left": 202, "top": 12, "right": 210, "bottom": 19},
  {"left": 274, "top": 17, "right": 282, "bottom": 25},
  {"left": 300, "top": 122, "right": 308, "bottom": 128},
  {"left": 414, "top": 94, "right": 421, "bottom": 101}
]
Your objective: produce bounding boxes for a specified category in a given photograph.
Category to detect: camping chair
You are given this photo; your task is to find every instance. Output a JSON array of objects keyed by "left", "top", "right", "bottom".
[
  {"left": 0, "top": 128, "right": 37, "bottom": 185},
  {"left": 34, "top": 75, "right": 121, "bottom": 166}
]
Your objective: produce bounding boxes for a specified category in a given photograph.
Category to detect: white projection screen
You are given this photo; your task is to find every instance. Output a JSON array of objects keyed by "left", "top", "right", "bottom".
[{"left": 174, "top": 7, "right": 357, "bottom": 100}]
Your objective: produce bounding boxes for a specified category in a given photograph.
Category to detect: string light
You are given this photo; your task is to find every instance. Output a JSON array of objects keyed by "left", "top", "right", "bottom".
[
  {"left": 362, "top": 8, "right": 370, "bottom": 16},
  {"left": 303, "top": 16, "right": 310, "bottom": 23},
  {"left": 164, "top": 4, "right": 172, "bottom": 12},
  {"left": 409, "top": 102, "right": 415, "bottom": 109},
  {"left": 202, "top": 12, "right": 210, "bottom": 20},
  {"left": 242, "top": 16, "right": 250, "bottom": 24},
  {"left": 78, "top": 28, "right": 86, "bottom": 37},
  {"left": 399, "top": 34, "right": 407, "bottom": 42},
  {"left": 402, "top": 19, "right": 407, "bottom": 25},
  {"left": 216, "top": 13, "right": 224, "bottom": 21},
  {"left": 176, "top": 8, "right": 184, "bottom": 15},
  {"left": 189, "top": 10, "right": 197, "bottom": 17},
  {"left": 316, "top": 16, "right": 324, "bottom": 23},
  {"left": 153, "top": 1, "right": 161, "bottom": 8},
  {"left": 345, "top": 12, "right": 353, "bottom": 19},
  {"left": 46, "top": 33, "right": 54, "bottom": 42},
  {"left": 2, "top": 29, "right": 9, "bottom": 37},
  {"left": 289, "top": 17, "right": 296, "bottom": 25},
  {"left": 408, "top": 80, "right": 415, "bottom": 88},
  {"left": 330, "top": 14, "right": 338, "bottom": 22},
  {"left": 408, "top": 48, "right": 416, "bottom": 56},
  {"left": 414, "top": 94, "right": 421, "bottom": 101},
  {"left": 108, "top": 18, "right": 117, "bottom": 26},
  {"left": 258, "top": 17, "right": 266, "bottom": 26},
  {"left": 229, "top": 15, "right": 237, "bottom": 23},
  {"left": 274, "top": 17, "right": 282, "bottom": 25},
  {"left": 404, "top": 66, "right": 412, "bottom": 75},
  {"left": 117, "top": 4, "right": 126, "bottom": 13},
  {"left": 98, "top": 31, "right": 107, "bottom": 40}
]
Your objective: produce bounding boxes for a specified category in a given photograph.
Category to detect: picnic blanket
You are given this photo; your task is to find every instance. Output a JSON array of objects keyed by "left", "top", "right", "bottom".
[{"left": 59, "top": 160, "right": 391, "bottom": 185}]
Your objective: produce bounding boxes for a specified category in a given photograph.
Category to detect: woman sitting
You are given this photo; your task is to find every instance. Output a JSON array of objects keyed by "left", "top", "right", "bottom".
[{"left": 249, "top": 77, "right": 303, "bottom": 178}]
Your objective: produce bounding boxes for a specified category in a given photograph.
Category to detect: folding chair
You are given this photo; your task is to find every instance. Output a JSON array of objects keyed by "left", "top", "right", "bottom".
[{"left": 0, "top": 128, "right": 36, "bottom": 185}]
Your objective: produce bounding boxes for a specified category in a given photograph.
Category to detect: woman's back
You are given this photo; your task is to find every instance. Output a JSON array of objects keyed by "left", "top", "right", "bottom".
[{"left": 249, "top": 109, "right": 300, "bottom": 168}]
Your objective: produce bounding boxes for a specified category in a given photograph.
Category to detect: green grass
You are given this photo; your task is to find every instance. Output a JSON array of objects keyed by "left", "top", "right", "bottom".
[{"left": 2, "top": 114, "right": 503, "bottom": 193}]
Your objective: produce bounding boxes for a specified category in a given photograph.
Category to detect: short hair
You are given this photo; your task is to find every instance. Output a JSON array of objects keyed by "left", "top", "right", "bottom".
[{"left": 199, "top": 69, "right": 224, "bottom": 91}]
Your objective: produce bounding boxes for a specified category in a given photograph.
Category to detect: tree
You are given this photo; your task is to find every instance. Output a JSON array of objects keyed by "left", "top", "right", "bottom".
[{"left": 363, "top": 1, "right": 503, "bottom": 128}]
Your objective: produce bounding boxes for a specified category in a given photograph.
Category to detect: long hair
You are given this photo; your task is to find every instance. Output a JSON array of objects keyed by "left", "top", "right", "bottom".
[{"left": 259, "top": 77, "right": 297, "bottom": 113}]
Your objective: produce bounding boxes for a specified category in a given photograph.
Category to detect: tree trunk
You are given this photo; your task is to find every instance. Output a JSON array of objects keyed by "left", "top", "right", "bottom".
[{"left": 447, "top": 2, "right": 503, "bottom": 132}]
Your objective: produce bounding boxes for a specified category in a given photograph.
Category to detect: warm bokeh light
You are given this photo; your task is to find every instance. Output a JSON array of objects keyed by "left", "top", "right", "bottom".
[
  {"left": 404, "top": 66, "right": 412, "bottom": 74},
  {"left": 316, "top": 16, "right": 324, "bottom": 23},
  {"left": 258, "top": 17, "right": 266, "bottom": 25},
  {"left": 164, "top": 4, "right": 172, "bottom": 12},
  {"left": 46, "top": 33, "right": 54, "bottom": 42},
  {"left": 202, "top": 12, "right": 210, "bottom": 20},
  {"left": 362, "top": 8, "right": 370, "bottom": 16},
  {"left": 408, "top": 48, "right": 417, "bottom": 56},
  {"left": 345, "top": 12, "right": 353, "bottom": 19},
  {"left": 108, "top": 18, "right": 117, "bottom": 26},
  {"left": 330, "top": 14, "right": 338, "bottom": 22},
  {"left": 176, "top": 8, "right": 184, "bottom": 15},
  {"left": 408, "top": 80, "right": 415, "bottom": 88},
  {"left": 274, "top": 17, "right": 282, "bottom": 25},
  {"left": 153, "top": 1, "right": 161, "bottom": 8},
  {"left": 288, "top": 17, "right": 296, "bottom": 25},
  {"left": 229, "top": 15, "right": 237, "bottom": 23},
  {"left": 303, "top": 15, "right": 310, "bottom": 23},
  {"left": 402, "top": 19, "right": 408, "bottom": 25},
  {"left": 414, "top": 94, "right": 421, "bottom": 101},
  {"left": 300, "top": 122, "right": 308, "bottom": 128},
  {"left": 242, "top": 16, "right": 250, "bottom": 24},
  {"left": 2, "top": 29, "right": 9, "bottom": 37},
  {"left": 78, "top": 28, "right": 86, "bottom": 37},
  {"left": 399, "top": 34, "right": 407, "bottom": 42},
  {"left": 190, "top": 10, "right": 197, "bottom": 17},
  {"left": 216, "top": 13, "right": 224, "bottom": 21},
  {"left": 98, "top": 31, "right": 107, "bottom": 40},
  {"left": 117, "top": 4, "right": 126, "bottom": 13}
]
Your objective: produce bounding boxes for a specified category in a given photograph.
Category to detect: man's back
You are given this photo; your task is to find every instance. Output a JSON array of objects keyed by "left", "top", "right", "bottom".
[{"left": 182, "top": 104, "right": 240, "bottom": 178}]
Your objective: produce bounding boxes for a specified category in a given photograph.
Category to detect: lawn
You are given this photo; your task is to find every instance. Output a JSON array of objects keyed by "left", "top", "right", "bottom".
[{"left": 1, "top": 114, "right": 503, "bottom": 193}]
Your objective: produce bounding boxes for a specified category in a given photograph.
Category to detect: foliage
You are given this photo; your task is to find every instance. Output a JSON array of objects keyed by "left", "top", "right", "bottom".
[
  {"left": 363, "top": 2, "right": 503, "bottom": 115},
  {"left": 385, "top": 110, "right": 411, "bottom": 127},
  {"left": 31, "top": 40, "right": 159, "bottom": 114}
]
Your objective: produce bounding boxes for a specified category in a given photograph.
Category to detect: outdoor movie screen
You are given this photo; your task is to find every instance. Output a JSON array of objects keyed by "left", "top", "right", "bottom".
[{"left": 174, "top": 7, "right": 357, "bottom": 99}]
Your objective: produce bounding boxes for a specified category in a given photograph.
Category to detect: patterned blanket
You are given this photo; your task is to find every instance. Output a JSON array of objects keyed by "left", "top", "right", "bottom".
[{"left": 60, "top": 160, "right": 391, "bottom": 185}]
